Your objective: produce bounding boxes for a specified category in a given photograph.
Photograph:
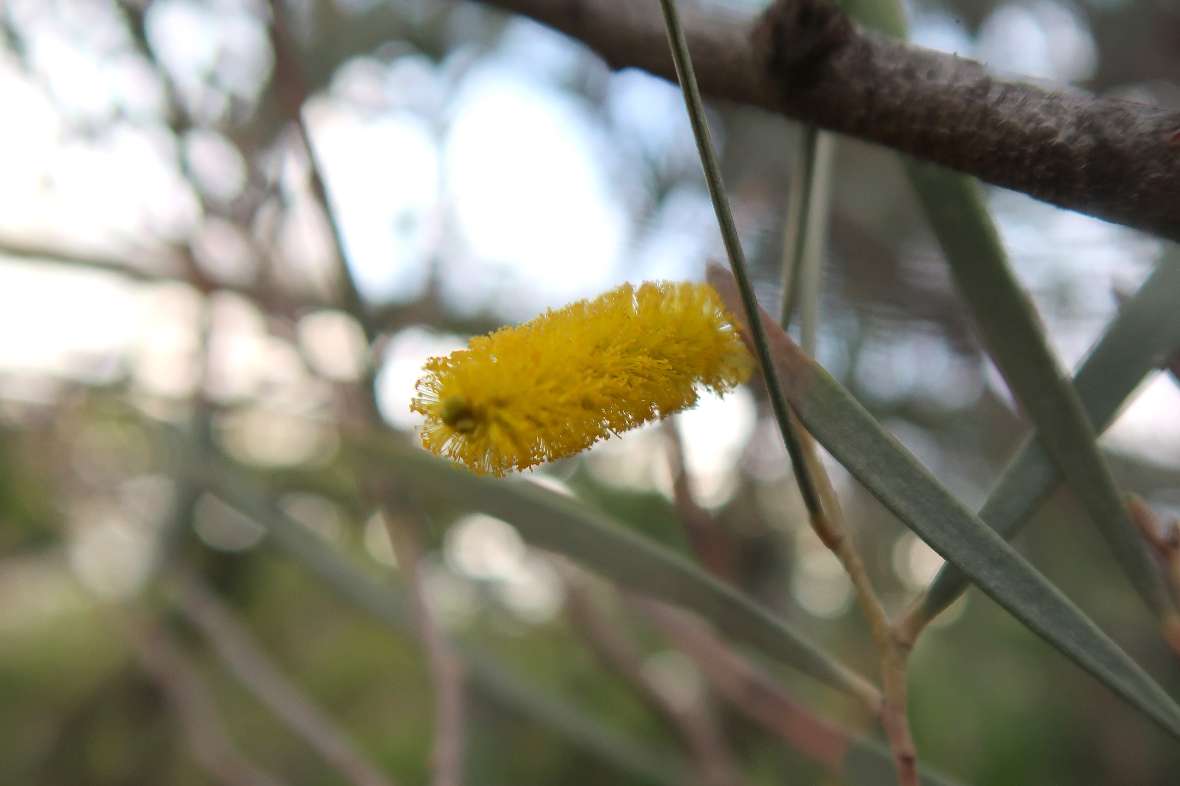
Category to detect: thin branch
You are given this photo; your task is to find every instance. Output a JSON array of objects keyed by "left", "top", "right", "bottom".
[
  {"left": 779, "top": 128, "right": 835, "bottom": 353},
  {"left": 266, "top": 0, "right": 369, "bottom": 329},
  {"left": 656, "top": 0, "right": 825, "bottom": 528},
  {"left": 1126, "top": 496, "right": 1180, "bottom": 658},
  {"left": 471, "top": 0, "right": 1180, "bottom": 243},
  {"left": 0, "top": 234, "right": 500, "bottom": 339},
  {"left": 563, "top": 575, "right": 741, "bottom": 786},
  {"left": 125, "top": 618, "right": 290, "bottom": 786},
  {"left": 779, "top": 125, "right": 819, "bottom": 331},
  {"left": 382, "top": 513, "right": 466, "bottom": 786},
  {"left": 637, "top": 598, "right": 850, "bottom": 771},
  {"left": 172, "top": 573, "right": 398, "bottom": 786},
  {"left": 662, "top": 423, "right": 737, "bottom": 581},
  {"left": 776, "top": 116, "right": 918, "bottom": 784},
  {"left": 660, "top": 3, "right": 915, "bottom": 779},
  {"left": 709, "top": 255, "right": 915, "bottom": 783}
]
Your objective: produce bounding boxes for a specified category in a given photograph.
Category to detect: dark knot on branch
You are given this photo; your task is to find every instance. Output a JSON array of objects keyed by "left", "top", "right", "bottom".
[{"left": 752, "top": 0, "right": 853, "bottom": 90}]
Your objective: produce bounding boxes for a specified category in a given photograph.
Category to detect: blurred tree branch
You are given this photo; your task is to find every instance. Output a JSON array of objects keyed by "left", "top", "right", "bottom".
[
  {"left": 126, "top": 618, "right": 290, "bottom": 786},
  {"left": 563, "top": 573, "right": 741, "bottom": 786},
  {"left": 0, "top": 236, "right": 501, "bottom": 336},
  {"left": 172, "top": 572, "right": 398, "bottom": 786},
  {"left": 468, "top": 0, "right": 1180, "bottom": 243}
]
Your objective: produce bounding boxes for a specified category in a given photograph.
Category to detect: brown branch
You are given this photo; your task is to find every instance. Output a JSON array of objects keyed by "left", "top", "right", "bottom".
[
  {"left": 710, "top": 262, "right": 917, "bottom": 785},
  {"left": 0, "top": 236, "right": 500, "bottom": 339},
  {"left": 637, "top": 598, "right": 850, "bottom": 771},
  {"left": 563, "top": 575, "right": 741, "bottom": 786},
  {"left": 382, "top": 513, "right": 466, "bottom": 786},
  {"left": 266, "top": 0, "right": 369, "bottom": 328},
  {"left": 662, "top": 423, "right": 738, "bottom": 580},
  {"left": 471, "top": 0, "right": 1180, "bottom": 243},
  {"left": 1126, "top": 496, "right": 1180, "bottom": 658},
  {"left": 172, "top": 573, "right": 397, "bottom": 786}
]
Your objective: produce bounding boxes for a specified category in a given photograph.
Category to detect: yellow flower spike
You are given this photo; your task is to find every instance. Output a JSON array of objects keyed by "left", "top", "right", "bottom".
[{"left": 410, "top": 281, "right": 754, "bottom": 476}]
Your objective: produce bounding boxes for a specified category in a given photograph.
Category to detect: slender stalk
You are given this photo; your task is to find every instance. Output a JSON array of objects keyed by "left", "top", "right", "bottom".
[
  {"left": 266, "top": 0, "right": 369, "bottom": 332},
  {"left": 797, "top": 131, "right": 835, "bottom": 354},
  {"left": 662, "top": 422, "right": 737, "bottom": 580},
  {"left": 638, "top": 598, "right": 850, "bottom": 770},
  {"left": 563, "top": 575, "right": 741, "bottom": 786},
  {"left": 654, "top": 11, "right": 915, "bottom": 775},
  {"left": 382, "top": 512, "right": 466, "bottom": 786},
  {"left": 656, "top": 0, "right": 823, "bottom": 524},
  {"left": 779, "top": 126, "right": 818, "bottom": 331},
  {"left": 125, "top": 617, "right": 290, "bottom": 786},
  {"left": 1126, "top": 496, "right": 1180, "bottom": 658},
  {"left": 775, "top": 83, "right": 918, "bottom": 786},
  {"left": 173, "top": 573, "right": 397, "bottom": 786}
]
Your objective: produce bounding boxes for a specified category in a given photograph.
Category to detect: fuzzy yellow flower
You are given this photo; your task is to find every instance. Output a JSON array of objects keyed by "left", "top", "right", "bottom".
[{"left": 410, "top": 281, "right": 753, "bottom": 476}]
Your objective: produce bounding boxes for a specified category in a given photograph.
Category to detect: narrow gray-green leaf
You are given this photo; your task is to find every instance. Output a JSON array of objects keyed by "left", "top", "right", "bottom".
[
  {"left": 709, "top": 264, "right": 1180, "bottom": 740},
  {"left": 197, "top": 448, "right": 969, "bottom": 786},
  {"left": 380, "top": 444, "right": 880, "bottom": 708},
  {"left": 907, "top": 163, "right": 1172, "bottom": 617},
  {"left": 195, "top": 460, "right": 686, "bottom": 786},
  {"left": 922, "top": 257, "right": 1180, "bottom": 619}
]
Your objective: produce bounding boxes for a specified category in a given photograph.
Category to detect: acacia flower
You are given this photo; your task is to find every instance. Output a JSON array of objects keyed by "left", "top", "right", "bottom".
[{"left": 410, "top": 280, "right": 753, "bottom": 476}]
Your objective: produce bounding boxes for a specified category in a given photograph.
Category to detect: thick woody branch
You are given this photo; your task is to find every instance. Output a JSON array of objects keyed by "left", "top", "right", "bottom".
[{"left": 473, "top": 0, "right": 1180, "bottom": 242}]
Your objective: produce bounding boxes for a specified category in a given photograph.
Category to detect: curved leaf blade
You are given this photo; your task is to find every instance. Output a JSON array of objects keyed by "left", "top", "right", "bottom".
[
  {"left": 922, "top": 257, "right": 1180, "bottom": 618},
  {"left": 196, "top": 459, "right": 687, "bottom": 786},
  {"left": 907, "top": 163, "right": 1172, "bottom": 617},
  {"left": 709, "top": 264, "right": 1180, "bottom": 741},
  {"left": 382, "top": 445, "right": 880, "bottom": 708}
]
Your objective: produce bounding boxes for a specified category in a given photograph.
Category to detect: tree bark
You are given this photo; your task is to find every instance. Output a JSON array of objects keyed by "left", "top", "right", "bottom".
[{"left": 471, "top": 0, "right": 1180, "bottom": 243}]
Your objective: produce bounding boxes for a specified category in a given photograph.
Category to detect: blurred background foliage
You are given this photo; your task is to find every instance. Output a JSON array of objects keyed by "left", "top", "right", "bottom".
[{"left": 1, "top": 0, "right": 1179, "bottom": 784}]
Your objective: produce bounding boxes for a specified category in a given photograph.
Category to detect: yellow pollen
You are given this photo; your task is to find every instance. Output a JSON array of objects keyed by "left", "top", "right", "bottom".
[{"left": 410, "top": 280, "right": 753, "bottom": 476}]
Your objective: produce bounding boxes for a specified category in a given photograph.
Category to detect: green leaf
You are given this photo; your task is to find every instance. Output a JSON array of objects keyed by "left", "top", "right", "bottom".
[
  {"left": 198, "top": 453, "right": 971, "bottom": 786},
  {"left": 922, "top": 257, "right": 1180, "bottom": 619},
  {"left": 709, "top": 264, "right": 1180, "bottom": 741},
  {"left": 196, "top": 460, "right": 686, "bottom": 786},
  {"left": 382, "top": 445, "right": 880, "bottom": 708},
  {"left": 907, "top": 163, "right": 1172, "bottom": 617}
]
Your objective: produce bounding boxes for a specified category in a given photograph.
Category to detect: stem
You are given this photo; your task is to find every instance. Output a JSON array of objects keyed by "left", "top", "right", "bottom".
[
  {"left": 266, "top": 0, "right": 370, "bottom": 333},
  {"left": 656, "top": 0, "right": 824, "bottom": 525},
  {"left": 382, "top": 513, "right": 466, "bottom": 786},
  {"left": 173, "top": 573, "right": 397, "bottom": 786},
  {"left": 564, "top": 575, "right": 741, "bottom": 786},
  {"left": 775, "top": 80, "right": 918, "bottom": 786},
  {"left": 124, "top": 617, "right": 289, "bottom": 786},
  {"left": 779, "top": 126, "right": 818, "bottom": 331}
]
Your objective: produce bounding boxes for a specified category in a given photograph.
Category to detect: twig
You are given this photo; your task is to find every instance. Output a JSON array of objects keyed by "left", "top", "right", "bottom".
[
  {"left": 779, "top": 128, "right": 835, "bottom": 352},
  {"left": 637, "top": 597, "right": 849, "bottom": 770},
  {"left": 774, "top": 105, "right": 917, "bottom": 784},
  {"left": 563, "top": 573, "right": 741, "bottom": 786},
  {"left": 176, "top": 444, "right": 681, "bottom": 785},
  {"left": 1126, "top": 496, "right": 1180, "bottom": 658},
  {"left": 662, "top": 423, "right": 737, "bottom": 580},
  {"left": 124, "top": 618, "right": 290, "bottom": 786},
  {"left": 797, "top": 418, "right": 918, "bottom": 786},
  {"left": 656, "top": 0, "right": 824, "bottom": 541},
  {"left": 382, "top": 512, "right": 466, "bottom": 786},
  {"left": 267, "top": 8, "right": 466, "bottom": 780},
  {"left": 172, "top": 572, "right": 397, "bottom": 786},
  {"left": 265, "top": 0, "right": 369, "bottom": 330},
  {"left": 471, "top": 0, "right": 1180, "bottom": 244},
  {"left": 709, "top": 255, "right": 916, "bottom": 783}
]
